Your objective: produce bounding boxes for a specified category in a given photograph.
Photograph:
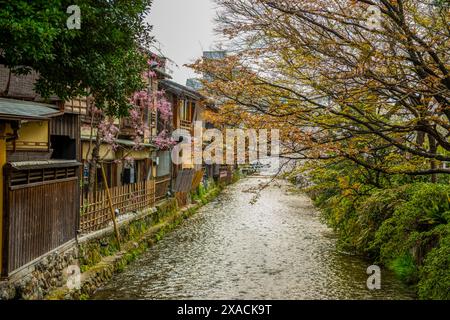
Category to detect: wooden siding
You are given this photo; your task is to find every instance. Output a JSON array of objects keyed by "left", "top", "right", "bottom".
[
  {"left": 2, "top": 177, "right": 79, "bottom": 275},
  {"left": 7, "top": 150, "right": 52, "bottom": 162},
  {"left": 50, "top": 113, "right": 80, "bottom": 140},
  {"left": 173, "top": 169, "right": 195, "bottom": 193},
  {"left": 64, "top": 97, "right": 89, "bottom": 115},
  {"left": 50, "top": 113, "right": 81, "bottom": 161}
]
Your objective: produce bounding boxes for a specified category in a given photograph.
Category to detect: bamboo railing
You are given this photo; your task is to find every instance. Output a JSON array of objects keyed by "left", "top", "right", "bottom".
[
  {"left": 79, "top": 180, "right": 156, "bottom": 233},
  {"left": 155, "top": 175, "right": 171, "bottom": 201}
]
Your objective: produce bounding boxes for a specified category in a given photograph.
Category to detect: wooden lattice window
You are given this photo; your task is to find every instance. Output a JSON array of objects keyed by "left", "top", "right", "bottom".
[{"left": 9, "top": 167, "right": 77, "bottom": 187}]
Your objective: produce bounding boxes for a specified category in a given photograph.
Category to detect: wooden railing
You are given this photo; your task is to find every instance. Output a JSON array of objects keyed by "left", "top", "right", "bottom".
[
  {"left": 179, "top": 119, "right": 192, "bottom": 131},
  {"left": 119, "top": 111, "right": 157, "bottom": 137},
  {"left": 79, "top": 180, "right": 156, "bottom": 233}
]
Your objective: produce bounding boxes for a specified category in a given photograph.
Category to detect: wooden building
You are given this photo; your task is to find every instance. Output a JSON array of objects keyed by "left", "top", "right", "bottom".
[
  {"left": 0, "top": 98, "right": 81, "bottom": 278},
  {"left": 0, "top": 65, "right": 83, "bottom": 278},
  {"left": 158, "top": 80, "right": 208, "bottom": 206},
  {"left": 0, "top": 53, "right": 223, "bottom": 277},
  {"left": 78, "top": 53, "right": 170, "bottom": 232}
]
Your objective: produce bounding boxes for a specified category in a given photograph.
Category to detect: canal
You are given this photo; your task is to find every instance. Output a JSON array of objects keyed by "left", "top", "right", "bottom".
[{"left": 92, "top": 177, "right": 416, "bottom": 300}]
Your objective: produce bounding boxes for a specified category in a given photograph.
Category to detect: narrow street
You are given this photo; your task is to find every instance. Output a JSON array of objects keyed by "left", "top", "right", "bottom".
[{"left": 92, "top": 177, "right": 415, "bottom": 300}]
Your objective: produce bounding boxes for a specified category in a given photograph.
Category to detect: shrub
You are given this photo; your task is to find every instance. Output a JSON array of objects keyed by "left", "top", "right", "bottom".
[
  {"left": 373, "top": 183, "right": 450, "bottom": 264},
  {"left": 389, "top": 253, "right": 419, "bottom": 284},
  {"left": 306, "top": 163, "right": 450, "bottom": 298},
  {"left": 418, "top": 231, "right": 450, "bottom": 299}
]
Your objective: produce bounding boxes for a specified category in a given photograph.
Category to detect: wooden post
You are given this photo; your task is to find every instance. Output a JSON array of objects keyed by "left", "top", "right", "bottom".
[
  {"left": 0, "top": 125, "right": 6, "bottom": 275},
  {"left": 101, "top": 163, "right": 121, "bottom": 251}
]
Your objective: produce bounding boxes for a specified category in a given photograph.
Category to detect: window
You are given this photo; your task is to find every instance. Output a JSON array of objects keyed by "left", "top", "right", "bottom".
[
  {"left": 10, "top": 166, "right": 77, "bottom": 187},
  {"left": 122, "top": 162, "right": 136, "bottom": 185},
  {"left": 50, "top": 135, "right": 76, "bottom": 160},
  {"left": 180, "top": 100, "right": 191, "bottom": 121},
  {"left": 156, "top": 151, "right": 171, "bottom": 177}
]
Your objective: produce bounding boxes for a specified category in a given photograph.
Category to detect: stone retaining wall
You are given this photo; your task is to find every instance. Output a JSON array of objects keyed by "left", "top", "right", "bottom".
[
  {"left": 47, "top": 185, "right": 221, "bottom": 300},
  {"left": 0, "top": 178, "right": 226, "bottom": 300},
  {"left": 0, "top": 199, "right": 178, "bottom": 300},
  {"left": 0, "top": 242, "right": 78, "bottom": 300}
]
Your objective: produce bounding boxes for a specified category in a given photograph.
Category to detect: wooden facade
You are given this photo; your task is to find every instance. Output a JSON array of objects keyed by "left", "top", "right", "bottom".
[
  {"left": 0, "top": 70, "right": 83, "bottom": 277},
  {"left": 2, "top": 163, "right": 79, "bottom": 275},
  {"left": 0, "top": 56, "right": 219, "bottom": 279}
]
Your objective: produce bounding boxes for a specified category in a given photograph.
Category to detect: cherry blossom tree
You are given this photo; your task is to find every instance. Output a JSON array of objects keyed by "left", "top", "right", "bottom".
[{"left": 84, "top": 56, "right": 177, "bottom": 194}]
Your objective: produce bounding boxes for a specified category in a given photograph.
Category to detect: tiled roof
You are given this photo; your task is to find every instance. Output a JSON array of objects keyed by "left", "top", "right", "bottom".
[
  {"left": 203, "top": 51, "right": 227, "bottom": 60},
  {"left": 186, "top": 78, "right": 203, "bottom": 91},
  {"left": 159, "top": 80, "right": 204, "bottom": 100},
  {"left": 0, "top": 98, "right": 62, "bottom": 120},
  {"left": 81, "top": 135, "right": 156, "bottom": 149},
  {"left": 0, "top": 65, "right": 60, "bottom": 101},
  {"left": 8, "top": 160, "right": 80, "bottom": 170}
]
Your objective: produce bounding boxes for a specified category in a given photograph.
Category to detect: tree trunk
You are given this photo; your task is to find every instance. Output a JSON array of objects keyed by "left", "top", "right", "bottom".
[
  {"left": 428, "top": 134, "right": 438, "bottom": 183},
  {"left": 87, "top": 128, "right": 102, "bottom": 193}
]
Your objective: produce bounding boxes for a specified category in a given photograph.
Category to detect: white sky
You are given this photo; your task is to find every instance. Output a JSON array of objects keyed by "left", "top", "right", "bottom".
[{"left": 147, "top": 0, "right": 218, "bottom": 85}]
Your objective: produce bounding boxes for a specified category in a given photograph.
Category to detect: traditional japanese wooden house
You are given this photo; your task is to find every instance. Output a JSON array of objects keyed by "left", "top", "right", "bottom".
[
  {"left": 78, "top": 53, "right": 172, "bottom": 232},
  {"left": 0, "top": 66, "right": 82, "bottom": 277},
  {"left": 185, "top": 50, "right": 234, "bottom": 184},
  {"left": 0, "top": 65, "right": 81, "bottom": 278},
  {"left": 158, "top": 79, "right": 207, "bottom": 206}
]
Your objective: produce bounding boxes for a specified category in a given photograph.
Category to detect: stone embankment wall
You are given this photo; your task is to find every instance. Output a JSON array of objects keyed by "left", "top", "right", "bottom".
[{"left": 0, "top": 175, "right": 230, "bottom": 300}]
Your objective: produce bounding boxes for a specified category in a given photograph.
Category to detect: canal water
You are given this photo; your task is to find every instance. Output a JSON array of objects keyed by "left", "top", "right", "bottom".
[{"left": 92, "top": 177, "right": 416, "bottom": 300}]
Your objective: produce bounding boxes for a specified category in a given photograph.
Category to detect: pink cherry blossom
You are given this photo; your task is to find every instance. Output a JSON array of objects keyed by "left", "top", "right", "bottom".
[{"left": 98, "top": 118, "right": 120, "bottom": 150}]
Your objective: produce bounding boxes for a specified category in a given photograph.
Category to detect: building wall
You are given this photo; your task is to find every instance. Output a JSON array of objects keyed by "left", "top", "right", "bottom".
[
  {"left": 5, "top": 121, "right": 49, "bottom": 151},
  {"left": 81, "top": 142, "right": 116, "bottom": 161},
  {"left": 0, "top": 136, "right": 5, "bottom": 275},
  {"left": 3, "top": 176, "right": 79, "bottom": 275}
]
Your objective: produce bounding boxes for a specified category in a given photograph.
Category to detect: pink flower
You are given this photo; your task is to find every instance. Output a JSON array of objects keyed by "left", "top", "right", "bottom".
[
  {"left": 128, "top": 89, "right": 174, "bottom": 150},
  {"left": 98, "top": 118, "right": 119, "bottom": 150},
  {"left": 153, "top": 130, "right": 176, "bottom": 150},
  {"left": 133, "top": 136, "right": 143, "bottom": 151}
]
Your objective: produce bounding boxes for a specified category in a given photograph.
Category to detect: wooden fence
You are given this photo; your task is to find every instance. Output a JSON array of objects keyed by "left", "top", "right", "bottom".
[
  {"left": 174, "top": 170, "right": 204, "bottom": 207},
  {"left": 79, "top": 180, "right": 155, "bottom": 233},
  {"left": 191, "top": 170, "right": 204, "bottom": 190},
  {"left": 155, "top": 175, "right": 171, "bottom": 201},
  {"left": 175, "top": 192, "right": 188, "bottom": 207},
  {"left": 2, "top": 165, "right": 79, "bottom": 276},
  {"left": 174, "top": 169, "right": 195, "bottom": 193},
  {"left": 218, "top": 166, "right": 233, "bottom": 184}
]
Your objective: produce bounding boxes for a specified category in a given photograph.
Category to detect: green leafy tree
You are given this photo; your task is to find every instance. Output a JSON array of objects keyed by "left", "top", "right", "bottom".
[{"left": 0, "top": 0, "right": 153, "bottom": 116}]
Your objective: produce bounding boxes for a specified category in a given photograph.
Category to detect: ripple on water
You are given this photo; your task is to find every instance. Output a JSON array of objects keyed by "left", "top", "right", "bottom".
[{"left": 92, "top": 177, "right": 416, "bottom": 300}]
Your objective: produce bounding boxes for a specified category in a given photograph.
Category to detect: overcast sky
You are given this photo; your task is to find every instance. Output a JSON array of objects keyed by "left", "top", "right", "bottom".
[{"left": 147, "top": 0, "right": 218, "bottom": 85}]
